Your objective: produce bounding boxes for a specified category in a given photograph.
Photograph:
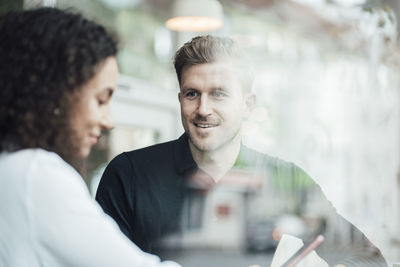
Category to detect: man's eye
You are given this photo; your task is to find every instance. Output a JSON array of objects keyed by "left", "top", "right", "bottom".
[
  {"left": 213, "top": 91, "right": 226, "bottom": 97},
  {"left": 185, "top": 91, "right": 199, "bottom": 97}
]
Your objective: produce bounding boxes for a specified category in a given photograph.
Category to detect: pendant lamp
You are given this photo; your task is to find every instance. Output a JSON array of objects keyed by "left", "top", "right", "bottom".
[{"left": 166, "top": 0, "right": 224, "bottom": 32}]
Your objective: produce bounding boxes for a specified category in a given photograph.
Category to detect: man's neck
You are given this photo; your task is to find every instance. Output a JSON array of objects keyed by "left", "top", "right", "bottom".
[{"left": 189, "top": 137, "right": 241, "bottom": 183}]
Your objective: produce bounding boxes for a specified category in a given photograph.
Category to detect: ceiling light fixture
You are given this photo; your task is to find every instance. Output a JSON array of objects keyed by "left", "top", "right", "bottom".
[{"left": 166, "top": 0, "right": 224, "bottom": 32}]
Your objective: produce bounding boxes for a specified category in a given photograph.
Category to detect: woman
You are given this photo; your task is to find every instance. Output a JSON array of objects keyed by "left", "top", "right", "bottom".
[{"left": 0, "top": 7, "right": 180, "bottom": 267}]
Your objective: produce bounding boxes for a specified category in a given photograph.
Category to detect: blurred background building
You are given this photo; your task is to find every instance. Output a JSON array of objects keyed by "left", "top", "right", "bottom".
[{"left": 2, "top": 0, "right": 400, "bottom": 264}]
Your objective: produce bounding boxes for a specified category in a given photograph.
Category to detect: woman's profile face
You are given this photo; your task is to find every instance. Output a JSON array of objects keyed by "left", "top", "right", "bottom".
[{"left": 70, "top": 56, "right": 119, "bottom": 158}]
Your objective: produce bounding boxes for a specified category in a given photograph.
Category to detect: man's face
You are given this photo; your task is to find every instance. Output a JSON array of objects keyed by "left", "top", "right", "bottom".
[{"left": 179, "top": 60, "right": 254, "bottom": 153}]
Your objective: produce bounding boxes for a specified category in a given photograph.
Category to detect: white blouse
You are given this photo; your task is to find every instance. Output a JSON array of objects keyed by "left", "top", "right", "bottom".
[{"left": 0, "top": 148, "right": 181, "bottom": 267}]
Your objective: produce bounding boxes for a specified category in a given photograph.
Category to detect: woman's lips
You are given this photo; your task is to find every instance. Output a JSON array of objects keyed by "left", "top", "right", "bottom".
[{"left": 89, "top": 135, "right": 99, "bottom": 144}]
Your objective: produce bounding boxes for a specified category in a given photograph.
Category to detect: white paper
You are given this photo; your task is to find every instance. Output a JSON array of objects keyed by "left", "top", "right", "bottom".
[{"left": 270, "top": 234, "right": 329, "bottom": 267}]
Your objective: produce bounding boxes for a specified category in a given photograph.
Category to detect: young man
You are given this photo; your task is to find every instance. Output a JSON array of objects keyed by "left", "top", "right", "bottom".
[{"left": 96, "top": 35, "right": 387, "bottom": 266}]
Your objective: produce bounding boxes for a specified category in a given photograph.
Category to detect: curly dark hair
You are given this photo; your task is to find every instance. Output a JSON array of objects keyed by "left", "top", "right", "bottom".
[{"left": 0, "top": 7, "right": 118, "bottom": 166}]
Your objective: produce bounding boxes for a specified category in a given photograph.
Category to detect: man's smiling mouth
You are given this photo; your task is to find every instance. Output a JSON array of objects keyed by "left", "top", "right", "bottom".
[{"left": 194, "top": 123, "right": 217, "bottom": 128}]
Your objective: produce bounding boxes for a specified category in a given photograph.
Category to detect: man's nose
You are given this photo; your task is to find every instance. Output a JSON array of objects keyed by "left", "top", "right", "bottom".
[{"left": 197, "top": 95, "right": 212, "bottom": 116}]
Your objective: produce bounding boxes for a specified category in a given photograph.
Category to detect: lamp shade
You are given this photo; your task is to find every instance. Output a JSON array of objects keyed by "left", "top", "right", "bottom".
[{"left": 166, "top": 0, "right": 224, "bottom": 32}]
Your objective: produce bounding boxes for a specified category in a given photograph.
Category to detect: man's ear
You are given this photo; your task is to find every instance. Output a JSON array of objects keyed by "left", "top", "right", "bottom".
[
  {"left": 244, "top": 93, "right": 256, "bottom": 116},
  {"left": 178, "top": 92, "right": 182, "bottom": 103}
]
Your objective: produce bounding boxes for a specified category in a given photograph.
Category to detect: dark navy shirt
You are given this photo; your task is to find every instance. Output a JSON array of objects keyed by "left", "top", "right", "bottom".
[{"left": 96, "top": 134, "right": 387, "bottom": 266}]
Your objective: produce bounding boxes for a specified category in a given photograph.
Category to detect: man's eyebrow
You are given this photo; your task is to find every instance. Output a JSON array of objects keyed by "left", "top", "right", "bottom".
[
  {"left": 213, "top": 87, "right": 227, "bottom": 91},
  {"left": 181, "top": 87, "right": 197, "bottom": 92}
]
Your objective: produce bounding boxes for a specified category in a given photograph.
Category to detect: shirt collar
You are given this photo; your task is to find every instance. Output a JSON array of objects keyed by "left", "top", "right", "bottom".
[
  {"left": 233, "top": 144, "right": 255, "bottom": 169},
  {"left": 173, "top": 133, "right": 197, "bottom": 175},
  {"left": 173, "top": 133, "right": 257, "bottom": 176}
]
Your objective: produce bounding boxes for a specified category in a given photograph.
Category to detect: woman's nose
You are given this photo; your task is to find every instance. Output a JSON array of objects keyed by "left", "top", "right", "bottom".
[{"left": 100, "top": 108, "right": 114, "bottom": 130}]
